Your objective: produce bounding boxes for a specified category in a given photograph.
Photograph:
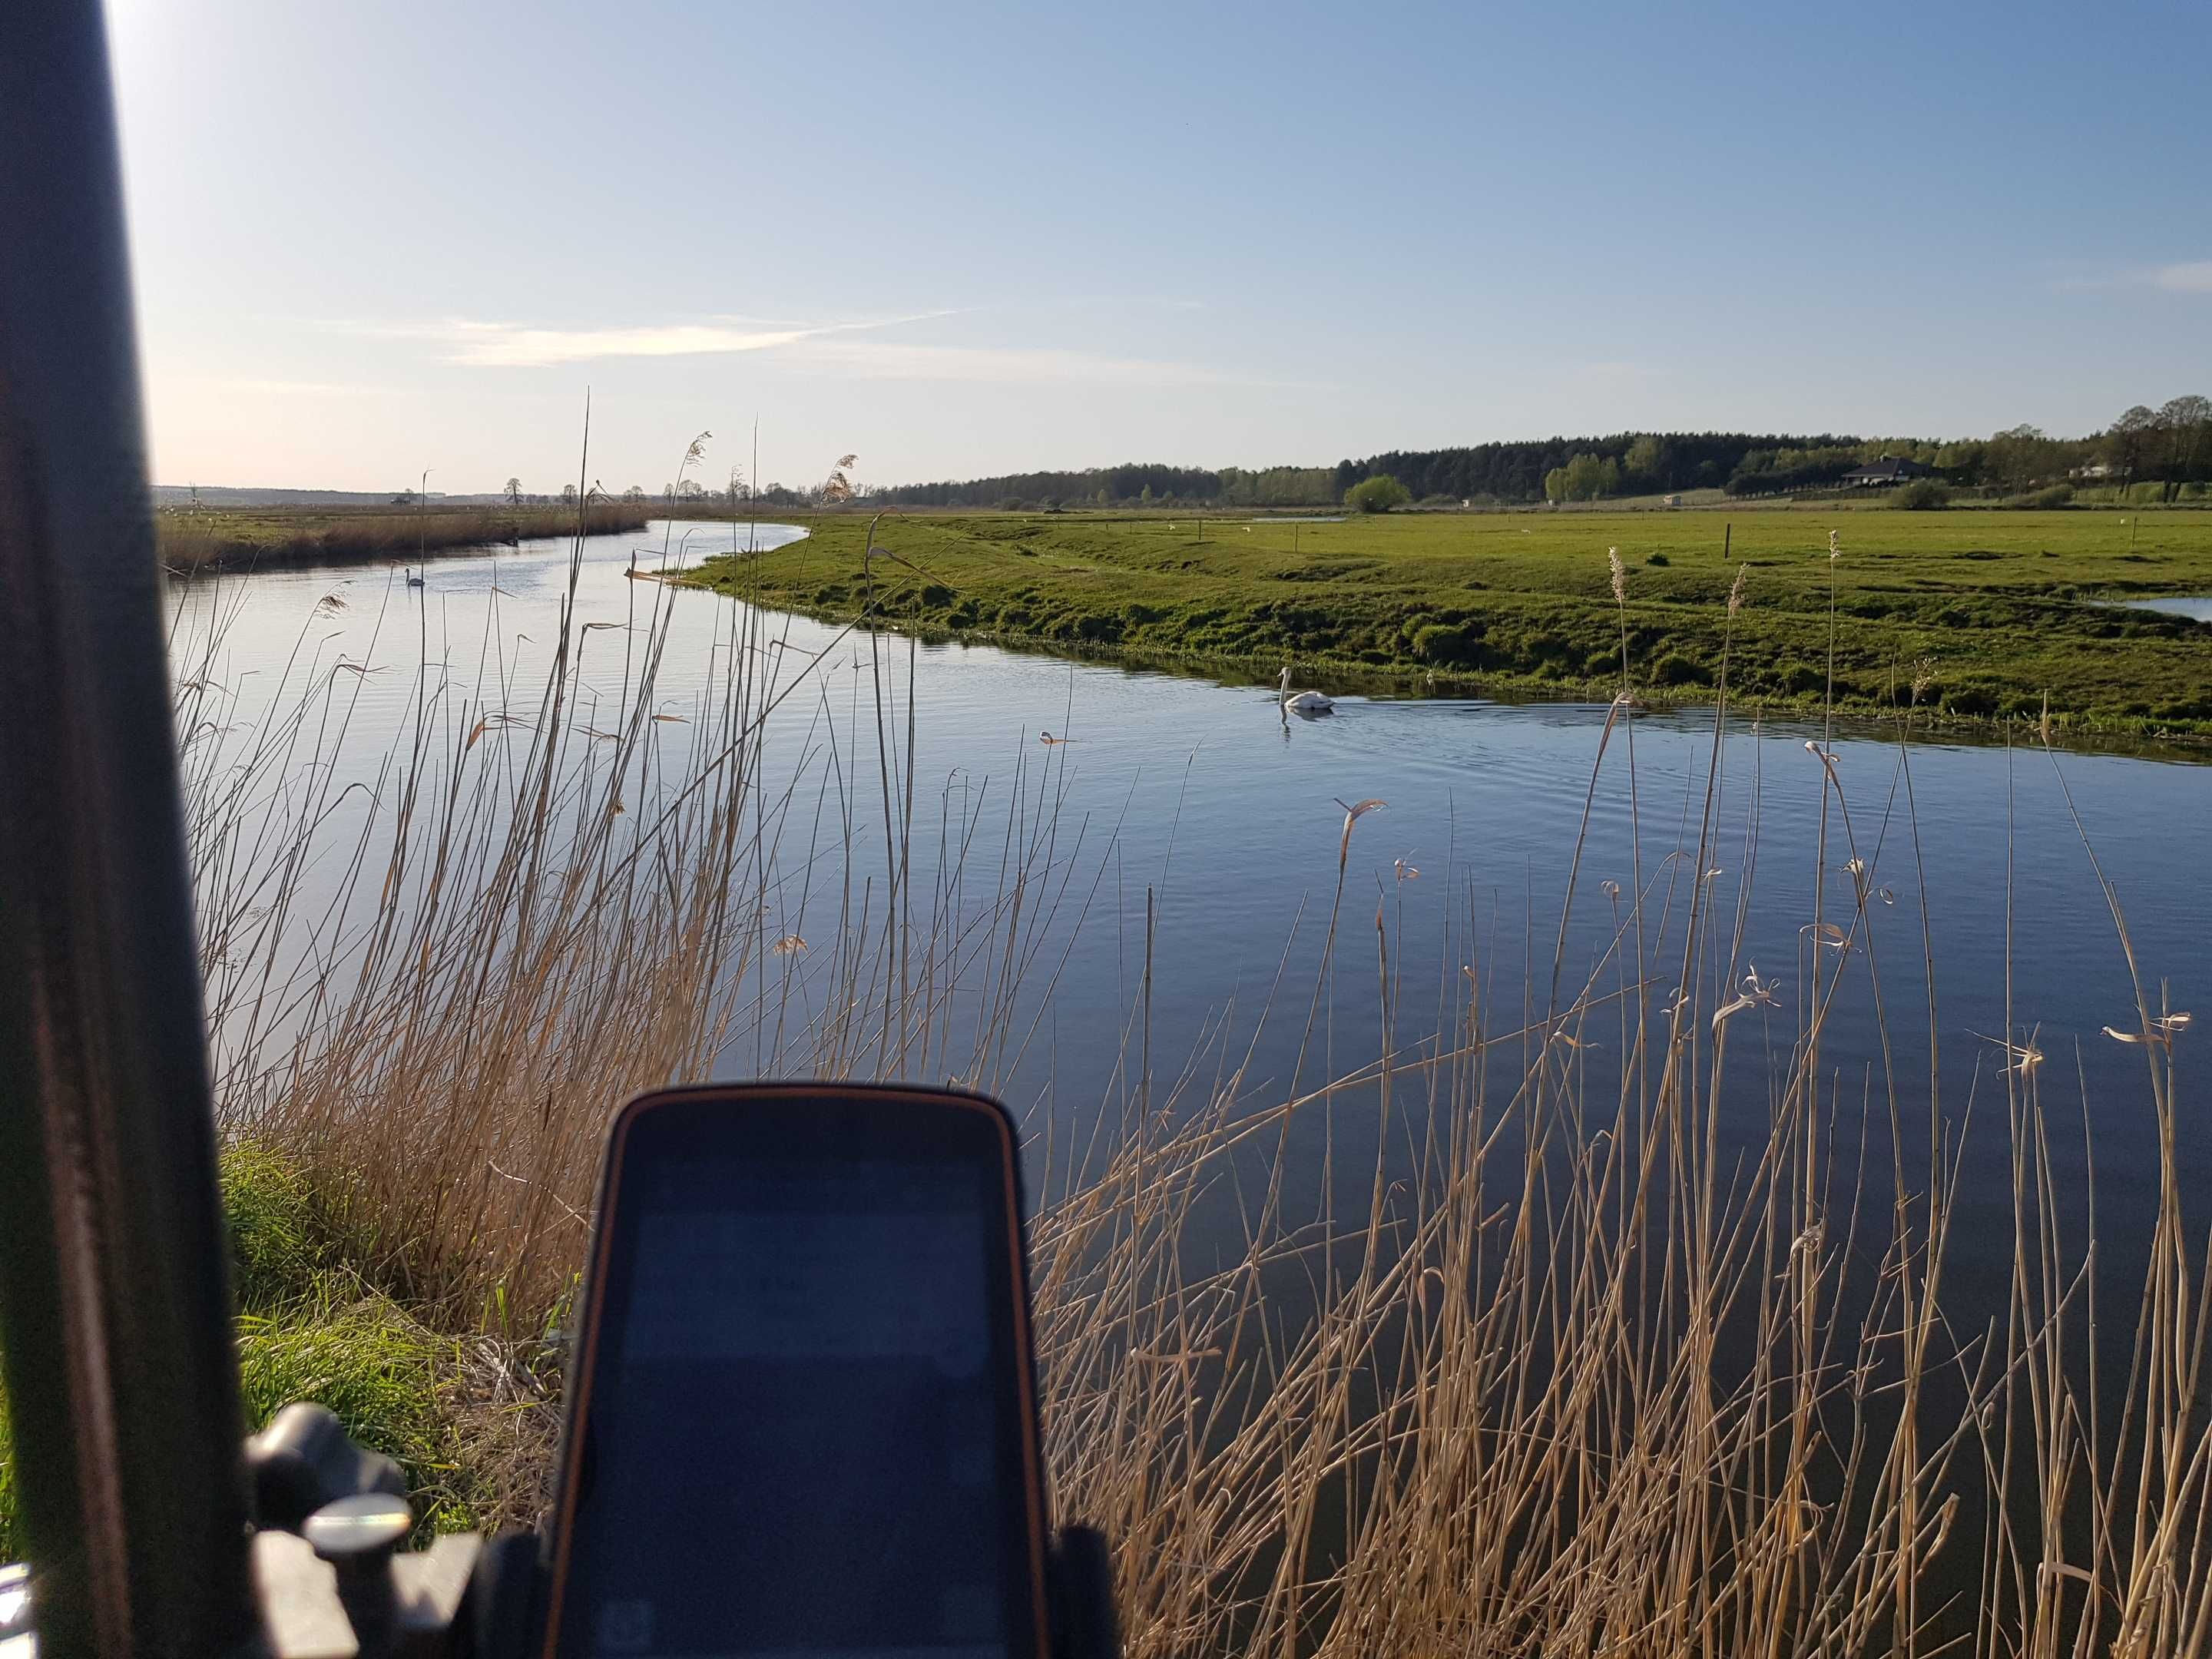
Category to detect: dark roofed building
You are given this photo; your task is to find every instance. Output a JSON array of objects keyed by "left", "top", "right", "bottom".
[{"left": 1840, "top": 455, "right": 1934, "bottom": 487}]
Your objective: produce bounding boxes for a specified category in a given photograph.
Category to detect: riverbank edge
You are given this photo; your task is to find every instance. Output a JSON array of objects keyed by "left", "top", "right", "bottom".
[
  {"left": 0, "top": 1144, "right": 555, "bottom": 1559},
  {"left": 158, "top": 505, "right": 651, "bottom": 575},
  {"left": 676, "top": 568, "right": 2212, "bottom": 755}
]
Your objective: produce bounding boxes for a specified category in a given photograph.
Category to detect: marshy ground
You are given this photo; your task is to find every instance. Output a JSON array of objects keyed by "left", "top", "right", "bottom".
[
  {"left": 157, "top": 501, "right": 647, "bottom": 571},
  {"left": 685, "top": 504, "right": 2212, "bottom": 737}
]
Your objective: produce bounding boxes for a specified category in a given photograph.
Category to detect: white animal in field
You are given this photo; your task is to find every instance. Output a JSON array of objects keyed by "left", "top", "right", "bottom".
[{"left": 1279, "top": 667, "right": 1333, "bottom": 716}]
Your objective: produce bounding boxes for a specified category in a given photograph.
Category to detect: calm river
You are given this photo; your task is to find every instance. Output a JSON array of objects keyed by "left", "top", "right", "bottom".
[{"left": 170, "top": 522, "right": 2208, "bottom": 1310}]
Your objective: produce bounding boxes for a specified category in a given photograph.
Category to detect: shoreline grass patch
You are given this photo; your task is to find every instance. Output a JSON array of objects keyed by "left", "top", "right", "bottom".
[
  {"left": 0, "top": 1144, "right": 546, "bottom": 1558},
  {"left": 158, "top": 502, "right": 647, "bottom": 573},
  {"left": 682, "top": 506, "right": 2212, "bottom": 737}
]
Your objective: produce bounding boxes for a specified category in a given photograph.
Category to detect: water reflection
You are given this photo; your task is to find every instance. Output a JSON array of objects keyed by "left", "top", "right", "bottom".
[
  {"left": 167, "top": 522, "right": 2207, "bottom": 1293},
  {"left": 2121, "top": 594, "right": 2212, "bottom": 623}
]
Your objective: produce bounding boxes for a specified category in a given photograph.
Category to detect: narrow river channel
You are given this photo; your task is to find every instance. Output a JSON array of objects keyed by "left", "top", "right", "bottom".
[{"left": 170, "top": 521, "right": 2207, "bottom": 1326}]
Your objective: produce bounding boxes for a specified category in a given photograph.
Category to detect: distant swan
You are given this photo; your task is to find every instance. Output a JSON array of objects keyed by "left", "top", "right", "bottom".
[
  {"left": 1279, "top": 667, "right": 1332, "bottom": 715},
  {"left": 405, "top": 568, "right": 426, "bottom": 587}
]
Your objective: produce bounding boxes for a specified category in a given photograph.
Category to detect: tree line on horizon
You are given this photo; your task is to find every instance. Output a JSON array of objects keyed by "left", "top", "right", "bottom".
[{"left": 858, "top": 397, "right": 2212, "bottom": 510}]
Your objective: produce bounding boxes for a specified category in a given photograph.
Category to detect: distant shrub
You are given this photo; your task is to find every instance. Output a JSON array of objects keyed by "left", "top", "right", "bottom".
[
  {"left": 1891, "top": 479, "right": 1952, "bottom": 511},
  {"left": 1723, "top": 459, "right": 1856, "bottom": 497},
  {"left": 1651, "top": 651, "right": 1708, "bottom": 686},
  {"left": 1645, "top": 551, "right": 1671, "bottom": 566},
  {"left": 2003, "top": 484, "right": 2074, "bottom": 508},
  {"left": 1411, "top": 623, "right": 1473, "bottom": 664},
  {"left": 1345, "top": 475, "right": 1411, "bottom": 514},
  {"left": 1776, "top": 661, "right": 1824, "bottom": 695}
]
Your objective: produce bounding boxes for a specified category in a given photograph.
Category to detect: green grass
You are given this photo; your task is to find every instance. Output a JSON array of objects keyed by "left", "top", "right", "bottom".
[
  {"left": 684, "top": 505, "right": 2212, "bottom": 736},
  {"left": 217, "top": 1145, "right": 492, "bottom": 1535},
  {"left": 0, "top": 1146, "right": 505, "bottom": 1560}
]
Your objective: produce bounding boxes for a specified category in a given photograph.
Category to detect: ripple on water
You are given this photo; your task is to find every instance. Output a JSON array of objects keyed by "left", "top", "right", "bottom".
[{"left": 171, "top": 522, "right": 2210, "bottom": 1321}]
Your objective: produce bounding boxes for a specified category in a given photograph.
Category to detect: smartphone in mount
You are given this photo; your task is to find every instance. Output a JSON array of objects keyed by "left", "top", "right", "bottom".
[{"left": 543, "top": 1083, "right": 1051, "bottom": 1659}]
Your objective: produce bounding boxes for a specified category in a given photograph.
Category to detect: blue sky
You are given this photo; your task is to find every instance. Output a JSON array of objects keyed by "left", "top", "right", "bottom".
[{"left": 107, "top": 0, "right": 2211, "bottom": 495}]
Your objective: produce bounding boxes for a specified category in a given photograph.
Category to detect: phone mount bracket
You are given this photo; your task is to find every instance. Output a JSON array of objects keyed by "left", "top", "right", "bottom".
[{"left": 1, "top": 1403, "right": 1119, "bottom": 1659}]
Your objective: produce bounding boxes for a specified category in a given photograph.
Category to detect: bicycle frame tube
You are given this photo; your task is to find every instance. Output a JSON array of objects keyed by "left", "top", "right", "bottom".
[{"left": 0, "top": 1, "right": 259, "bottom": 1651}]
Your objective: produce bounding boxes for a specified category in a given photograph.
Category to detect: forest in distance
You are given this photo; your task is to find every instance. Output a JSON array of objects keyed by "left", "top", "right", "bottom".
[
  {"left": 856, "top": 394, "right": 2212, "bottom": 511},
  {"left": 241, "top": 398, "right": 2212, "bottom": 515}
]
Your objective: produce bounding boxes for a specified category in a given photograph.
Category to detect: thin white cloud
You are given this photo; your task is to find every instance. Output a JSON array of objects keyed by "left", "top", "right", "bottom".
[
  {"left": 786, "top": 338, "right": 1245, "bottom": 387},
  {"left": 439, "top": 320, "right": 826, "bottom": 367},
  {"left": 335, "top": 310, "right": 1253, "bottom": 386},
  {"left": 354, "top": 312, "right": 952, "bottom": 368},
  {"left": 2053, "top": 260, "right": 2212, "bottom": 295},
  {"left": 2151, "top": 260, "right": 2212, "bottom": 293}
]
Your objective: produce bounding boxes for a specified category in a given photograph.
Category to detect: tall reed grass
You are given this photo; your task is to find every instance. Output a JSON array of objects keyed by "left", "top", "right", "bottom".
[
  {"left": 174, "top": 506, "right": 2207, "bottom": 1657},
  {"left": 159, "top": 502, "right": 645, "bottom": 572}
]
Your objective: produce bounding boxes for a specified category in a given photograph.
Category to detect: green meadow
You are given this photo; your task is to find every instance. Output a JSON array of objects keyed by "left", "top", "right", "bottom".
[{"left": 686, "top": 505, "right": 2212, "bottom": 737}]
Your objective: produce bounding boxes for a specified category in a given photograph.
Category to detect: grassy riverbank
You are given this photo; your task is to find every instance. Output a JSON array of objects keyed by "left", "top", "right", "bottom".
[
  {"left": 684, "top": 505, "right": 2212, "bottom": 735},
  {"left": 0, "top": 1144, "right": 544, "bottom": 1558},
  {"left": 157, "top": 501, "right": 647, "bottom": 572}
]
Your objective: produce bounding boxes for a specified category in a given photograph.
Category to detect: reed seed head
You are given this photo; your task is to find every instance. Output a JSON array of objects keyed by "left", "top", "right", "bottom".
[
  {"left": 1333, "top": 796, "right": 1386, "bottom": 869},
  {"left": 1911, "top": 657, "right": 1938, "bottom": 705}
]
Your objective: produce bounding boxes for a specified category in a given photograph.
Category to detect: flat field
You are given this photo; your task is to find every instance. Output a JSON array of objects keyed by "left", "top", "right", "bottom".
[{"left": 687, "top": 505, "right": 2212, "bottom": 737}]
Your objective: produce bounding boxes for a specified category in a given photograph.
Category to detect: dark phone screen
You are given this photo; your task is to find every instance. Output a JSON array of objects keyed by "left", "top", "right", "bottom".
[{"left": 552, "top": 1096, "right": 1041, "bottom": 1659}]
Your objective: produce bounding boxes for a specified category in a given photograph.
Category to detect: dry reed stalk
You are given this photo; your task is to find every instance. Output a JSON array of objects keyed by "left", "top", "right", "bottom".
[{"left": 170, "top": 517, "right": 2211, "bottom": 1657}]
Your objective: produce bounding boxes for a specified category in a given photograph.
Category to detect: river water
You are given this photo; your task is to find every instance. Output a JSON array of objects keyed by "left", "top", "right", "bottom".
[
  {"left": 2125, "top": 594, "right": 2212, "bottom": 622},
  {"left": 169, "top": 522, "right": 2208, "bottom": 1308}
]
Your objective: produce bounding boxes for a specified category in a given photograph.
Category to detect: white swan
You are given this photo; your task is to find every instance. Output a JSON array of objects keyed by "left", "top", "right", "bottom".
[{"left": 1279, "top": 666, "right": 1333, "bottom": 716}]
